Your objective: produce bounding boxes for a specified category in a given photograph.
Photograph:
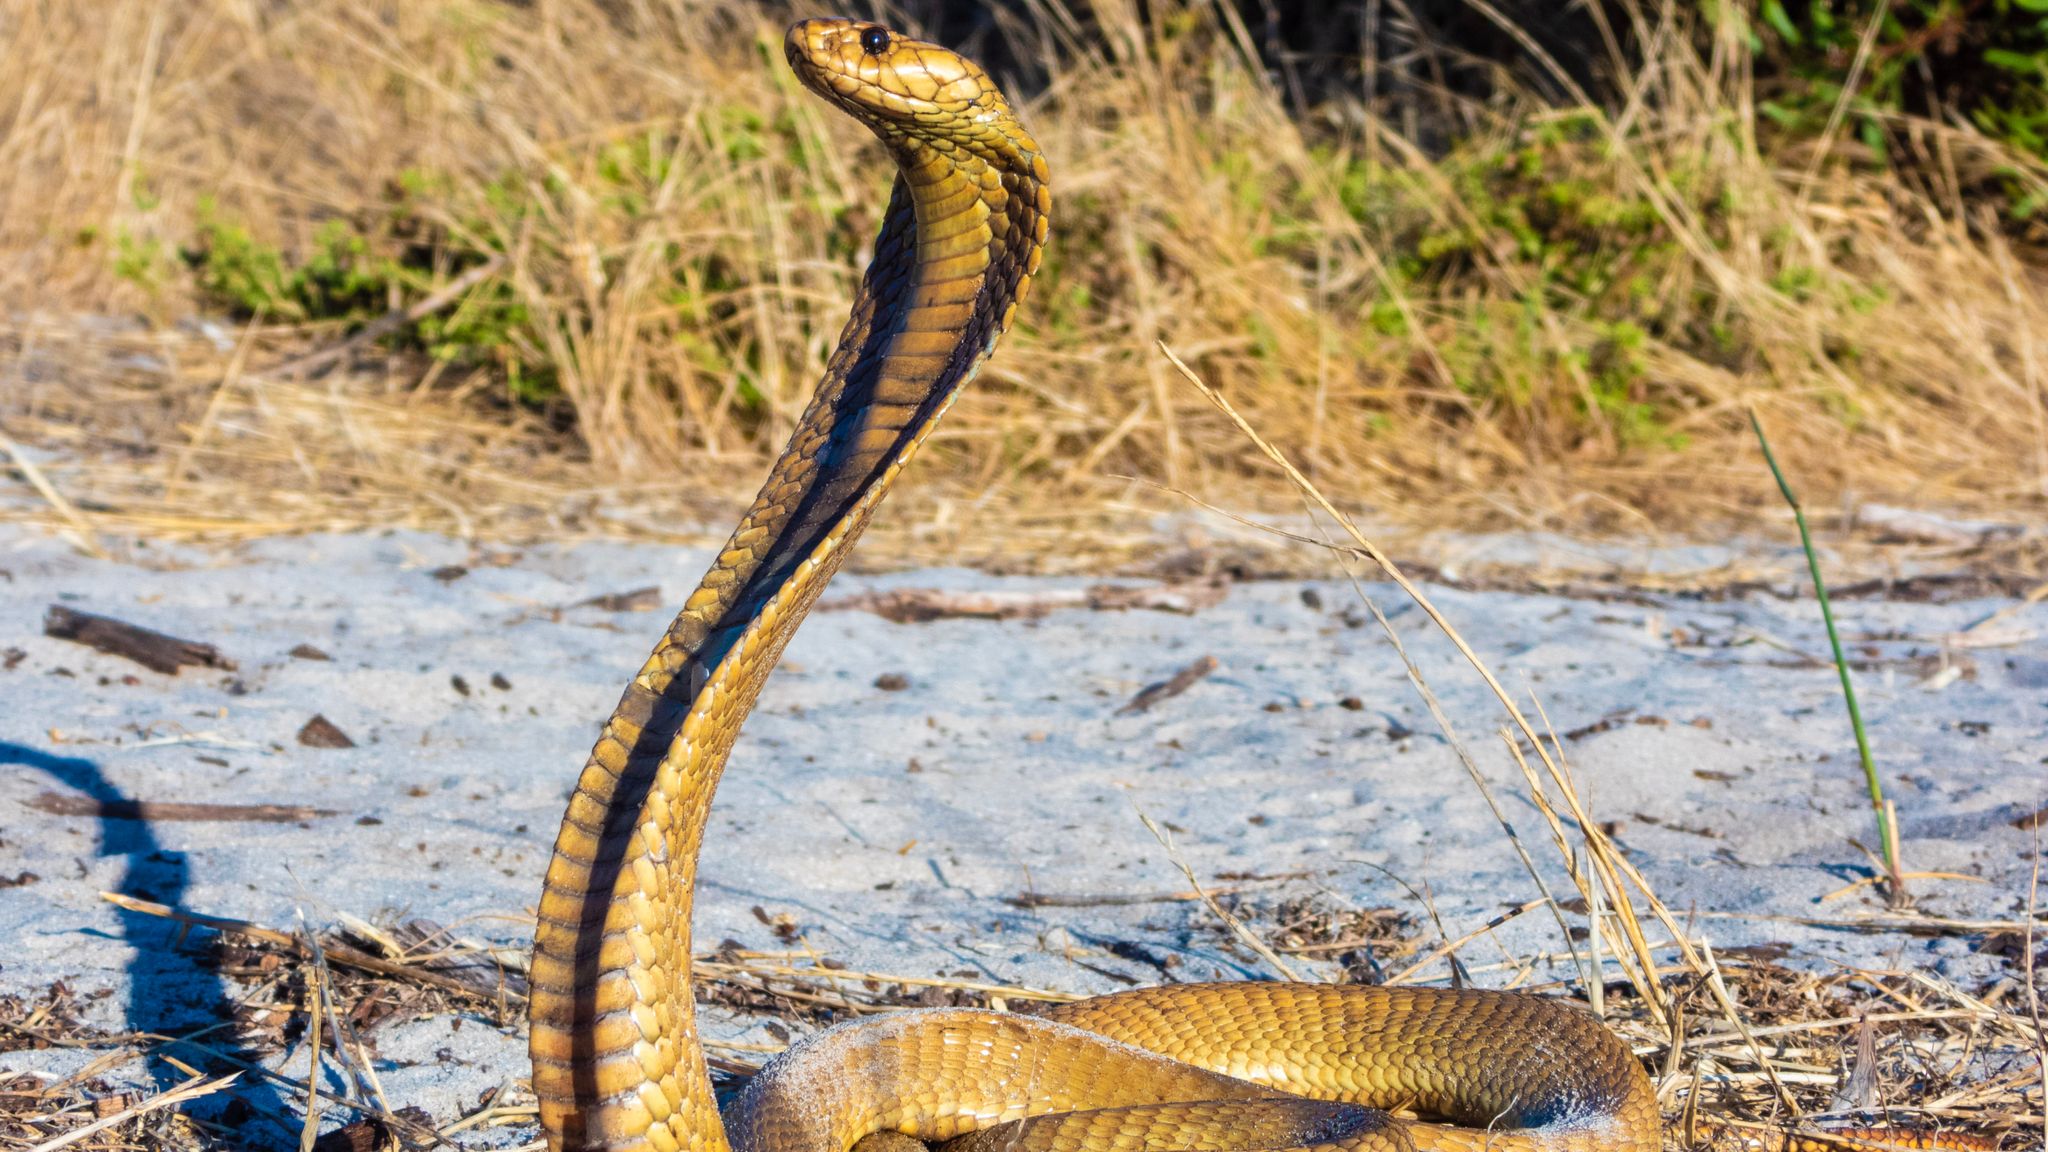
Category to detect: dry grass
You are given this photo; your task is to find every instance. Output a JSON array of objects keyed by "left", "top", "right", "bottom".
[
  {"left": 2, "top": 856, "right": 2038, "bottom": 1148},
  {"left": 3, "top": 355, "right": 2038, "bottom": 1147},
  {"left": 1162, "top": 348, "right": 2046, "bottom": 1149},
  {"left": 0, "top": 0, "right": 2044, "bottom": 566}
]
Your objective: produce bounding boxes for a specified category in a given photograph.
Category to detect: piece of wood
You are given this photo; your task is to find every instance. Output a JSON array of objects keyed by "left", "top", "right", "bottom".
[
  {"left": 570, "top": 585, "right": 663, "bottom": 612},
  {"left": 43, "top": 605, "right": 236, "bottom": 675},
  {"left": 1115, "top": 654, "right": 1219, "bottom": 715},
  {"left": 1084, "top": 579, "right": 1229, "bottom": 615},
  {"left": 826, "top": 579, "right": 1227, "bottom": 624},
  {"left": 26, "top": 792, "right": 335, "bottom": 823}
]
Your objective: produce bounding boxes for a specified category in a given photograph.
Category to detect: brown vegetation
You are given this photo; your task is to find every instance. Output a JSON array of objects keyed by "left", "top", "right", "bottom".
[{"left": 1, "top": 0, "right": 2045, "bottom": 564}]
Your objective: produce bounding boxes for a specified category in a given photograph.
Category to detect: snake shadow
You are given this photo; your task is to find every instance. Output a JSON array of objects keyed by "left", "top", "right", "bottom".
[{"left": 2, "top": 741, "right": 297, "bottom": 1143}]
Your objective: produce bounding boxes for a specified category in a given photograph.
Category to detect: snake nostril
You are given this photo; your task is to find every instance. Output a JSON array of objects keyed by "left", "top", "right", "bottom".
[{"left": 859, "top": 26, "right": 890, "bottom": 55}]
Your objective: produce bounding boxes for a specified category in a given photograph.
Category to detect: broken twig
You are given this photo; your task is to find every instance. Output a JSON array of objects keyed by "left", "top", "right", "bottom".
[
  {"left": 26, "top": 792, "right": 335, "bottom": 823},
  {"left": 43, "top": 605, "right": 235, "bottom": 675},
  {"left": 1116, "top": 654, "right": 1219, "bottom": 715}
]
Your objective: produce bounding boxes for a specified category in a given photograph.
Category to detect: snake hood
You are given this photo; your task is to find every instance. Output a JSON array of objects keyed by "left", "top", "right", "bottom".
[
  {"left": 530, "top": 18, "right": 1051, "bottom": 1151},
  {"left": 785, "top": 19, "right": 1032, "bottom": 168}
]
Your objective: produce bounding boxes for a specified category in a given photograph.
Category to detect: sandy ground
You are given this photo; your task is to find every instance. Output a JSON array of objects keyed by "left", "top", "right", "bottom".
[{"left": 1, "top": 523, "right": 2044, "bottom": 1146}]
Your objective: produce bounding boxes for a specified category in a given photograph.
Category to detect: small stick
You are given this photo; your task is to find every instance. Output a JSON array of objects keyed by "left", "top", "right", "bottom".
[
  {"left": 133, "top": 1030, "right": 436, "bottom": 1142},
  {"left": 167, "top": 310, "right": 264, "bottom": 500},
  {"left": 1691, "top": 909, "right": 2048, "bottom": 935},
  {"left": 0, "top": 430, "right": 106, "bottom": 559},
  {"left": 1135, "top": 809, "right": 1303, "bottom": 981},
  {"left": 298, "top": 928, "right": 324, "bottom": 1152},
  {"left": 440, "top": 1097, "right": 542, "bottom": 1137},
  {"left": 2023, "top": 829, "right": 2045, "bottom": 1150},
  {"left": 1699, "top": 938, "right": 1803, "bottom": 1115},
  {"left": 1115, "top": 654, "right": 1218, "bottom": 715},
  {"left": 1586, "top": 844, "right": 1607, "bottom": 1019},
  {"left": 43, "top": 605, "right": 237, "bottom": 676},
  {"left": 24, "top": 1072, "right": 237, "bottom": 1152},
  {"left": 1342, "top": 859, "right": 1470, "bottom": 988},
  {"left": 1162, "top": 342, "right": 1701, "bottom": 995},
  {"left": 1658, "top": 994, "right": 1688, "bottom": 1103},
  {"left": 1677, "top": 1007, "right": 2003, "bottom": 1051},
  {"left": 1354, "top": 591, "right": 1583, "bottom": 976},
  {"left": 1497, "top": 732, "right": 1665, "bottom": 1021},
  {"left": 1524, "top": 691, "right": 1677, "bottom": 998},
  {"left": 1792, "top": 0, "right": 1890, "bottom": 216},
  {"left": 1383, "top": 897, "right": 1547, "bottom": 986},
  {"left": 28, "top": 793, "right": 335, "bottom": 823},
  {"left": 300, "top": 909, "right": 384, "bottom": 1113}
]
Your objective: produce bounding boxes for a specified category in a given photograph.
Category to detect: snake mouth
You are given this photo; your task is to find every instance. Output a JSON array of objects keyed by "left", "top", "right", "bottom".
[{"left": 785, "top": 18, "right": 991, "bottom": 130}]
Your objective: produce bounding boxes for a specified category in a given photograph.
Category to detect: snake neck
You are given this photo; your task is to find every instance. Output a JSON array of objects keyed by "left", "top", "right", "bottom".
[{"left": 529, "top": 108, "right": 1049, "bottom": 1152}]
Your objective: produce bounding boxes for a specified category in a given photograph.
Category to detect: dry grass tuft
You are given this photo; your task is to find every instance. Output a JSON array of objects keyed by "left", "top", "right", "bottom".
[
  {"left": 0, "top": 1, "right": 2044, "bottom": 561},
  {"left": 1166, "top": 345, "right": 2045, "bottom": 1149},
  {"left": 7, "top": 856, "right": 2036, "bottom": 1148}
]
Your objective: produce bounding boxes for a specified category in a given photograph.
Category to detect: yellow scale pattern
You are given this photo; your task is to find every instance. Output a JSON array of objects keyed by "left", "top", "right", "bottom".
[
  {"left": 530, "top": 17, "right": 1049, "bottom": 1152},
  {"left": 525, "top": 17, "right": 1989, "bottom": 1152}
]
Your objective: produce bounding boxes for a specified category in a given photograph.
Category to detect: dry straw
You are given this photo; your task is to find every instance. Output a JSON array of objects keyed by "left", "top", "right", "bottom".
[
  {"left": 1160, "top": 341, "right": 2042, "bottom": 1148},
  {"left": 1, "top": 0, "right": 2044, "bottom": 561}
]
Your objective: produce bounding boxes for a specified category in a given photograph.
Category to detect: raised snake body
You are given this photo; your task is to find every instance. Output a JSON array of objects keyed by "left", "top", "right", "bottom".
[{"left": 527, "top": 18, "right": 1664, "bottom": 1152}]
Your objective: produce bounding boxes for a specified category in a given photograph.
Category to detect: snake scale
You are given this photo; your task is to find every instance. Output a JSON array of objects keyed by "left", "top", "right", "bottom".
[{"left": 526, "top": 17, "right": 1981, "bottom": 1152}]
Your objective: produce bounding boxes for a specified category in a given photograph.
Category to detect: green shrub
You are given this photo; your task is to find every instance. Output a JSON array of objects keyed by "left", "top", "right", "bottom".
[
  {"left": 1752, "top": 0, "right": 2048, "bottom": 212},
  {"left": 182, "top": 192, "right": 548, "bottom": 401}
]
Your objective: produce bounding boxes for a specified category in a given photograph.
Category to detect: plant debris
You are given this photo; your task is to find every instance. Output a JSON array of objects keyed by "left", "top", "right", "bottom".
[
  {"left": 1115, "top": 654, "right": 1220, "bottom": 716},
  {"left": 24, "top": 792, "right": 336, "bottom": 823},
  {"left": 296, "top": 715, "right": 355, "bottom": 749},
  {"left": 43, "top": 605, "right": 236, "bottom": 676},
  {"left": 826, "top": 580, "right": 1229, "bottom": 624}
]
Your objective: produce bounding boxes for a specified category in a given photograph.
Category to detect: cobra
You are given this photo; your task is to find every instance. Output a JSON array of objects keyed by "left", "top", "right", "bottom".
[{"left": 526, "top": 17, "right": 1665, "bottom": 1152}]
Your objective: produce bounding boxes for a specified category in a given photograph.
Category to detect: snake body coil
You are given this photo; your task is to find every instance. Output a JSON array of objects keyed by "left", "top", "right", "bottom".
[{"left": 529, "top": 18, "right": 1660, "bottom": 1152}]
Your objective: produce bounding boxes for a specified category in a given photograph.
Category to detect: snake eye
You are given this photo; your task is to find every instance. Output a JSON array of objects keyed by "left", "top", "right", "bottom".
[{"left": 859, "top": 27, "right": 889, "bottom": 55}]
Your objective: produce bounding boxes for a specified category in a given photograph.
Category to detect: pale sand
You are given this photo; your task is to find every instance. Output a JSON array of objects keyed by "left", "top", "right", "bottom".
[{"left": 1, "top": 524, "right": 2042, "bottom": 1145}]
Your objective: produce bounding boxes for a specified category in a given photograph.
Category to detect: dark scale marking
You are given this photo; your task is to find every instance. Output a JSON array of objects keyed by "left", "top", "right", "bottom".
[{"left": 531, "top": 20, "right": 1053, "bottom": 1149}]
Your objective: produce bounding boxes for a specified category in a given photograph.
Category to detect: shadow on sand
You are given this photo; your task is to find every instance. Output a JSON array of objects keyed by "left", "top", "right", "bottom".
[{"left": 3, "top": 740, "right": 299, "bottom": 1145}]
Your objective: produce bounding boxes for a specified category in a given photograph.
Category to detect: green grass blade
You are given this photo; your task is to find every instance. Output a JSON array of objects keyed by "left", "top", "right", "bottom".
[{"left": 1748, "top": 408, "right": 1905, "bottom": 906}]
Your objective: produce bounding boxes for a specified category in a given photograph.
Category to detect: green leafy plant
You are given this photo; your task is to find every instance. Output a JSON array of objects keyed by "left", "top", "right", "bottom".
[
  {"left": 183, "top": 194, "right": 549, "bottom": 401},
  {"left": 1752, "top": 0, "right": 2048, "bottom": 208}
]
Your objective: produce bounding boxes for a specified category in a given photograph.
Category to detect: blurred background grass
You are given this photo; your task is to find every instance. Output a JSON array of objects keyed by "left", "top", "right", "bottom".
[{"left": 1, "top": 0, "right": 2044, "bottom": 567}]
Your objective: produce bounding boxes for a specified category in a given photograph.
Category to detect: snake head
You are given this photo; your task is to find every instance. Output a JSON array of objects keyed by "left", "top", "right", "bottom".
[{"left": 785, "top": 18, "right": 1036, "bottom": 171}]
